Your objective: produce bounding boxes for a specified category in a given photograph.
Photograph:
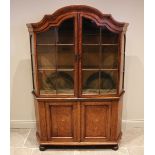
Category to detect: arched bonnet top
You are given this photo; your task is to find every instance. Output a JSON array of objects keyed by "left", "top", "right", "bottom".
[{"left": 27, "top": 5, "right": 129, "bottom": 33}]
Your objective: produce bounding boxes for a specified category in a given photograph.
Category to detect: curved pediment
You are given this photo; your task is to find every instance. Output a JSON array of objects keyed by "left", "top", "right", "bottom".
[{"left": 27, "top": 5, "right": 128, "bottom": 33}]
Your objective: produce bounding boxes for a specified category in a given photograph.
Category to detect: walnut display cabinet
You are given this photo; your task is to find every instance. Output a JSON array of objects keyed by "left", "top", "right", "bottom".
[{"left": 27, "top": 5, "right": 128, "bottom": 151}]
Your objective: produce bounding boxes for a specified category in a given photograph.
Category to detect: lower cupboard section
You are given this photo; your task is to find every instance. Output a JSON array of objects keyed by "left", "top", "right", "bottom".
[{"left": 34, "top": 98, "right": 123, "bottom": 144}]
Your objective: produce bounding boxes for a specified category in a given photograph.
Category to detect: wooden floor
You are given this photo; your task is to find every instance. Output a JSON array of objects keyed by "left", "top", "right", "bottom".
[{"left": 10, "top": 127, "right": 144, "bottom": 155}]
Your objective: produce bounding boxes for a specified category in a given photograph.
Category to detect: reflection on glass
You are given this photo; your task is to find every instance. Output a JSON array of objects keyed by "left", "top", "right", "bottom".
[
  {"left": 37, "top": 45, "right": 56, "bottom": 69},
  {"left": 101, "top": 46, "right": 118, "bottom": 69},
  {"left": 39, "top": 70, "right": 74, "bottom": 95},
  {"left": 82, "top": 70, "right": 117, "bottom": 95},
  {"left": 82, "top": 45, "right": 99, "bottom": 69},
  {"left": 83, "top": 70, "right": 99, "bottom": 94},
  {"left": 57, "top": 71, "right": 74, "bottom": 94},
  {"left": 57, "top": 45, "right": 74, "bottom": 69},
  {"left": 39, "top": 70, "right": 57, "bottom": 94},
  {"left": 37, "top": 28, "right": 55, "bottom": 44}
]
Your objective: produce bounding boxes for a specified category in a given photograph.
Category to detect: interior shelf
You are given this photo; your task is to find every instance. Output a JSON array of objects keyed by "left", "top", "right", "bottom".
[
  {"left": 82, "top": 43, "right": 118, "bottom": 46},
  {"left": 37, "top": 44, "right": 74, "bottom": 46},
  {"left": 82, "top": 89, "right": 116, "bottom": 94},
  {"left": 82, "top": 68, "right": 118, "bottom": 71},
  {"left": 38, "top": 68, "right": 74, "bottom": 71},
  {"left": 40, "top": 89, "right": 74, "bottom": 95}
]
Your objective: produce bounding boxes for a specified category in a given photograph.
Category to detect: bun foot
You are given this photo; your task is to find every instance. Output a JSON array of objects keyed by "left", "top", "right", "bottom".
[
  {"left": 112, "top": 144, "right": 119, "bottom": 151},
  {"left": 39, "top": 145, "right": 46, "bottom": 151}
]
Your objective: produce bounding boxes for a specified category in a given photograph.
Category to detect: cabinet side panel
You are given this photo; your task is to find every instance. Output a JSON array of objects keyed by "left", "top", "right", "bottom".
[
  {"left": 119, "top": 32, "right": 125, "bottom": 94},
  {"left": 110, "top": 97, "right": 123, "bottom": 141},
  {"left": 30, "top": 33, "right": 38, "bottom": 94},
  {"left": 36, "top": 100, "right": 47, "bottom": 141},
  {"left": 34, "top": 98, "right": 40, "bottom": 136},
  {"left": 117, "top": 96, "right": 123, "bottom": 137}
]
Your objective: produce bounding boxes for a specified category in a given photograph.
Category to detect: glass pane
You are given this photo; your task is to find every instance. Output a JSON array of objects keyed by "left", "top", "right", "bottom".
[
  {"left": 82, "top": 70, "right": 99, "bottom": 94},
  {"left": 100, "top": 71, "right": 117, "bottom": 94},
  {"left": 82, "top": 45, "right": 100, "bottom": 69},
  {"left": 57, "top": 71, "right": 74, "bottom": 94},
  {"left": 30, "top": 35, "right": 35, "bottom": 90},
  {"left": 37, "top": 18, "right": 75, "bottom": 96},
  {"left": 101, "top": 45, "right": 118, "bottom": 69},
  {"left": 82, "top": 18, "right": 100, "bottom": 95},
  {"left": 82, "top": 18, "right": 100, "bottom": 44},
  {"left": 37, "top": 45, "right": 56, "bottom": 69},
  {"left": 58, "top": 18, "right": 74, "bottom": 44},
  {"left": 102, "top": 27, "right": 118, "bottom": 44},
  {"left": 39, "top": 70, "right": 57, "bottom": 94},
  {"left": 37, "top": 28, "right": 55, "bottom": 44},
  {"left": 57, "top": 45, "right": 74, "bottom": 69}
]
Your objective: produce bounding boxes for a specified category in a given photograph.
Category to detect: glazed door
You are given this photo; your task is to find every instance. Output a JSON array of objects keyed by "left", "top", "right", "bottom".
[
  {"left": 36, "top": 16, "right": 78, "bottom": 97},
  {"left": 79, "top": 16, "right": 119, "bottom": 97},
  {"left": 46, "top": 102, "right": 78, "bottom": 142},
  {"left": 80, "top": 102, "right": 111, "bottom": 142}
]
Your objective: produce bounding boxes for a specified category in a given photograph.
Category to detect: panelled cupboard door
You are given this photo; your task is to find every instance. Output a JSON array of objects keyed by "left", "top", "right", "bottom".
[
  {"left": 45, "top": 102, "right": 78, "bottom": 142},
  {"left": 81, "top": 102, "right": 111, "bottom": 142}
]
